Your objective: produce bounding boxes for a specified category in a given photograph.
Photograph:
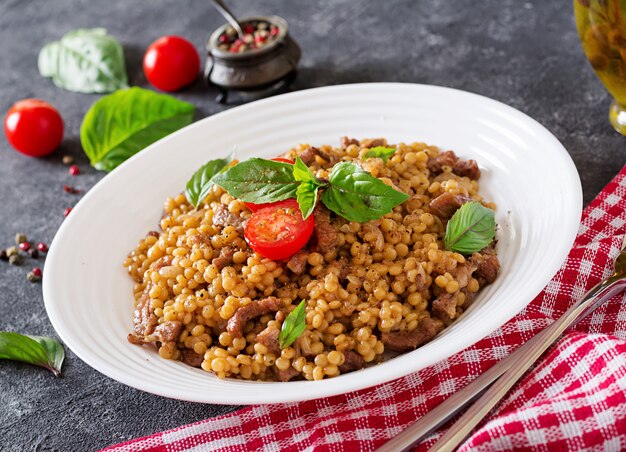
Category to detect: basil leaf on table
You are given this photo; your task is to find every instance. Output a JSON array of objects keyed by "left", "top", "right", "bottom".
[
  {"left": 363, "top": 146, "right": 396, "bottom": 163},
  {"left": 38, "top": 28, "right": 128, "bottom": 93},
  {"left": 213, "top": 158, "right": 298, "bottom": 203},
  {"left": 0, "top": 332, "right": 65, "bottom": 377},
  {"left": 444, "top": 202, "right": 496, "bottom": 254},
  {"left": 293, "top": 157, "right": 325, "bottom": 219},
  {"left": 185, "top": 155, "right": 233, "bottom": 208},
  {"left": 80, "top": 87, "right": 195, "bottom": 172},
  {"left": 279, "top": 300, "right": 307, "bottom": 349},
  {"left": 321, "top": 162, "right": 409, "bottom": 222}
]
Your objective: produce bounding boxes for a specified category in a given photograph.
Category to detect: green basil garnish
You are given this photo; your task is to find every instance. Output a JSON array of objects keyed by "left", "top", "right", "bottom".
[
  {"left": 321, "top": 162, "right": 409, "bottom": 222},
  {"left": 0, "top": 332, "right": 65, "bottom": 377},
  {"left": 444, "top": 202, "right": 495, "bottom": 254},
  {"left": 38, "top": 28, "right": 128, "bottom": 93},
  {"left": 185, "top": 155, "right": 233, "bottom": 209},
  {"left": 292, "top": 157, "right": 325, "bottom": 219},
  {"left": 212, "top": 158, "right": 299, "bottom": 203},
  {"left": 363, "top": 146, "right": 396, "bottom": 163},
  {"left": 279, "top": 300, "right": 307, "bottom": 349},
  {"left": 80, "top": 87, "right": 195, "bottom": 172}
]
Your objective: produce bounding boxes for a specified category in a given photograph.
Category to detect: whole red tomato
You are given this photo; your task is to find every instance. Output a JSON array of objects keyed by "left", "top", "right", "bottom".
[
  {"left": 143, "top": 36, "right": 200, "bottom": 92},
  {"left": 4, "top": 99, "right": 64, "bottom": 157}
]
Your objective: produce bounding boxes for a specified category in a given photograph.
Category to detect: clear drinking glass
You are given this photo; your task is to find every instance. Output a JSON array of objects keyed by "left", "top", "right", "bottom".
[{"left": 574, "top": 0, "right": 626, "bottom": 134}]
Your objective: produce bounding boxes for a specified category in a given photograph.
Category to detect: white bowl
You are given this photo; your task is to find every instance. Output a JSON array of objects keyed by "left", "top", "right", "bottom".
[{"left": 43, "top": 83, "right": 582, "bottom": 404}]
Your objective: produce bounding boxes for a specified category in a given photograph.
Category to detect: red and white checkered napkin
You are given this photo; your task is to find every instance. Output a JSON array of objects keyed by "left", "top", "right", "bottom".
[{"left": 104, "top": 167, "right": 626, "bottom": 452}]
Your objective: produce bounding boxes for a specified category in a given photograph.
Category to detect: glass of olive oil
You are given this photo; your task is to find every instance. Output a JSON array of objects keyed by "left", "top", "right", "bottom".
[{"left": 574, "top": 0, "right": 626, "bottom": 135}]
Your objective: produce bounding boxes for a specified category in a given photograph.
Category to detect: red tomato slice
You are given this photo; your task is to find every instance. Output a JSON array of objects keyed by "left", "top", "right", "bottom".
[
  {"left": 244, "top": 199, "right": 314, "bottom": 261},
  {"left": 245, "top": 157, "right": 295, "bottom": 212}
]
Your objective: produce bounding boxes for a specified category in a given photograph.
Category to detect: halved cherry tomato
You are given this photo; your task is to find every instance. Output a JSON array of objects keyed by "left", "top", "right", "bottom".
[
  {"left": 245, "top": 157, "right": 295, "bottom": 212},
  {"left": 244, "top": 198, "right": 314, "bottom": 260}
]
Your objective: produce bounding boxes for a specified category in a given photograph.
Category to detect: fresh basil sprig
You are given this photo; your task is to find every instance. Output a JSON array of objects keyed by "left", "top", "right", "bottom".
[
  {"left": 279, "top": 300, "right": 307, "bottom": 348},
  {"left": 38, "top": 28, "right": 128, "bottom": 93},
  {"left": 444, "top": 202, "right": 495, "bottom": 254},
  {"left": 293, "top": 157, "right": 327, "bottom": 219},
  {"left": 212, "top": 158, "right": 299, "bottom": 203},
  {"left": 363, "top": 146, "right": 396, "bottom": 163},
  {"left": 0, "top": 332, "right": 65, "bottom": 377},
  {"left": 321, "top": 162, "right": 409, "bottom": 222},
  {"left": 80, "top": 87, "right": 195, "bottom": 172},
  {"left": 185, "top": 154, "right": 233, "bottom": 208}
]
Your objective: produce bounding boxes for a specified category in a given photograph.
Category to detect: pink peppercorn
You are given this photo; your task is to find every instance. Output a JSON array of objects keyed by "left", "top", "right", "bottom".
[
  {"left": 69, "top": 165, "right": 80, "bottom": 176},
  {"left": 19, "top": 241, "right": 31, "bottom": 251},
  {"left": 63, "top": 207, "right": 72, "bottom": 217},
  {"left": 32, "top": 267, "right": 42, "bottom": 278},
  {"left": 37, "top": 242, "right": 48, "bottom": 253}
]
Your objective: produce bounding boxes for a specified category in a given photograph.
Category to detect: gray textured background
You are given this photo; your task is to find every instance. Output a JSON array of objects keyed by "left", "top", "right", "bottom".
[{"left": 0, "top": 0, "right": 624, "bottom": 450}]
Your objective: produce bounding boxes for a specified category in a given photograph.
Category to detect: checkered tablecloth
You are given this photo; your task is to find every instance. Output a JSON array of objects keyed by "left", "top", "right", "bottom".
[{"left": 103, "top": 167, "right": 626, "bottom": 452}]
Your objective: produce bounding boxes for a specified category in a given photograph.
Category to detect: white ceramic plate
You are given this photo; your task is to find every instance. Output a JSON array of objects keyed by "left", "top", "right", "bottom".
[{"left": 43, "top": 83, "right": 582, "bottom": 404}]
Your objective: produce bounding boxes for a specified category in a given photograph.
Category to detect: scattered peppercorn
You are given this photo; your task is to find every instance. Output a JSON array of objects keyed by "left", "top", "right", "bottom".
[
  {"left": 9, "top": 254, "right": 23, "bottom": 266},
  {"left": 19, "top": 241, "right": 31, "bottom": 251},
  {"left": 28, "top": 248, "right": 39, "bottom": 258},
  {"left": 147, "top": 231, "right": 160, "bottom": 238},
  {"left": 37, "top": 242, "right": 48, "bottom": 253},
  {"left": 63, "top": 207, "right": 72, "bottom": 217},
  {"left": 6, "top": 246, "right": 19, "bottom": 257},
  {"left": 27, "top": 270, "right": 41, "bottom": 282},
  {"left": 63, "top": 185, "right": 80, "bottom": 194},
  {"left": 15, "top": 233, "right": 27, "bottom": 245},
  {"left": 62, "top": 155, "right": 74, "bottom": 165},
  {"left": 69, "top": 165, "right": 80, "bottom": 176},
  {"left": 0, "top": 249, "right": 7, "bottom": 261},
  {"left": 32, "top": 267, "right": 42, "bottom": 278}
]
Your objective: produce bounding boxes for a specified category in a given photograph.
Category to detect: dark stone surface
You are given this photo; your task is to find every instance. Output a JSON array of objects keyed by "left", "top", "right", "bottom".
[{"left": 0, "top": 0, "right": 623, "bottom": 450}]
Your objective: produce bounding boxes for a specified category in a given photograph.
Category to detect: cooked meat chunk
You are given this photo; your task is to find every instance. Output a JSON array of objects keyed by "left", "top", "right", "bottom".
[
  {"left": 427, "top": 150, "right": 458, "bottom": 175},
  {"left": 181, "top": 349, "right": 204, "bottom": 368},
  {"left": 329, "top": 257, "right": 350, "bottom": 280},
  {"left": 213, "top": 246, "right": 236, "bottom": 271},
  {"left": 212, "top": 204, "right": 247, "bottom": 235},
  {"left": 360, "top": 138, "right": 387, "bottom": 148},
  {"left": 277, "top": 367, "right": 300, "bottom": 382},
  {"left": 454, "top": 262, "right": 477, "bottom": 289},
  {"left": 311, "top": 205, "right": 337, "bottom": 254},
  {"left": 227, "top": 297, "right": 283, "bottom": 338},
  {"left": 339, "top": 350, "right": 365, "bottom": 373},
  {"left": 127, "top": 333, "right": 145, "bottom": 345},
  {"left": 154, "top": 321, "right": 183, "bottom": 343},
  {"left": 381, "top": 317, "right": 442, "bottom": 352},
  {"left": 432, "top": 293, "right": 458, "bottom": 322},
  {"left": 453, "top": 159, "right": 481, "bottom": 180},
  {"left": 133, "top": 287, "right": 157, "bottom": 337},
  {"left": 341, "top": 136, "right": 359, "bottom": 147},
  {"left": 286, "top": 250, "right": 309, "bottom": 275},
  {"left": 470, "top": 248, "right": 500, "bottom": 286},
  {"left": 429, "top": 193, "right": 474, "bottom": 219},
  {"left": 255, "top": 326, "right": 281, "bottom": 356},
  {"left": 298, "top": 146, "right": 335, "bottom": 165}
]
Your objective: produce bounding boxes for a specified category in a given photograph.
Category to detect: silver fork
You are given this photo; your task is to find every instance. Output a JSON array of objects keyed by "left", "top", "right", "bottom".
[{"left": 378, "top": 234, "right": 626, "bottom": 452}]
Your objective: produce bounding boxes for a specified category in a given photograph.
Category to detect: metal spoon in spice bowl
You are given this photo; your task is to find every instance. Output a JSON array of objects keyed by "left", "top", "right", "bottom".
[{"left": 210, "top": 0, "right": 244, "bottom": 38}]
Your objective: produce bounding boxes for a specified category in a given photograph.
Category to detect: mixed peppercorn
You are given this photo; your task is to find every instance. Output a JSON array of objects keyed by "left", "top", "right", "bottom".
[
  {"left": 0, "top": 233, "right": 48, "bottom": 282},
  {"left": 217, "top": 20, "right": 280, "bottom": 53}
]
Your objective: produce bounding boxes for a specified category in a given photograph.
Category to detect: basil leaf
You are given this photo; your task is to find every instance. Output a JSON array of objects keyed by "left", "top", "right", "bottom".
[
  {"left": 321, "top": 162, "right": 409, "bottom": 222},
  {"left": 444, "top": 202, "right": 496, "bottom": 254},
  {"left": 363, "top": 146, "right": 396, "bottom": 163},
  {"left": 80, "top": 87, "right": 195, "bottom": 172},
  {"left": 0, "top": 332, "right": 65, "bottom": 377},
  {"left": 38, "top": 28, "right": 128, "bottom": 93},
  {"left": 292, "top": 157, "right": 323, "bottom": 219},
  {"left": 185, "top": 155, "right": 233, "bottom": 208},
  {"left": 279, "top": 300, "right": 307, "bottom": 349},
  {"left": 213, "top": 158, "right": 298, "bottom": 203}
]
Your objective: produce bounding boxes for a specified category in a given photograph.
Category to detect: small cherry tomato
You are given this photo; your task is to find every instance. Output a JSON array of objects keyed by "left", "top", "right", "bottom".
[
  {"left": 244, "top": 198, "right": 314, "bottom": 261},
  {"left": 245, "top": 158, "right": 295, "bottom": 212},
  {"left": 4, "top": 99, "right": 64, "bottom": 157},
  {"left": 143, "top": 36, "right": 200, "bottom": 92}
]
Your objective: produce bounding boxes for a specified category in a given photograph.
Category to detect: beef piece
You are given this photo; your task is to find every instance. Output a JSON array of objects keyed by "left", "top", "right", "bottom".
[
  {"left": 213, "top": 246, "right": 236, "bottom": 271},
  {"left": 432, "top": 293, "right": 458, "bottom": 322},
  {"left": 277, "top": 367, "right": 300, "bottom": 382},
  {"left": 154, "top": 321, "right": 183, "bottom": 343},
  {"left": 181, "top": 349, "right": 204, "bottom": 368},
  {"left": 429, "top": 193, "right": 474, "bottom": 219},
  {"left": 453, "top": 159, "right": 481, "bottom": 180},
  {"left": 341, "top": 136, "right": 359, "bottom": 147},
  {"left": 329, "top": 257, "right": 350, "bottom": 280},
  {"left": 298, "top": 146, "right": 335, "bottom": 165},
  {"left": 127, "top": 333, "right": 146, "bottom": 345},
  {"left": 360, "top": 138, "right": 387, "bottom": 148},
  {"left": 311, "top": 205, "right": 337, "bottom": 254},
  {"left": 212, "top": 204, "right": 247, "bottom": 235},
  {"left": 227, "top": 297, "right": 283, "bottom": 338},
  {"left": 381, "top": 317, "right": 442, "bottom": 352},
  {"left": 427, "top": 150, "right": 458, "bottom": 175},
  {"left": 133, "top": 287, "right": 157, "bottom": 337},
  {"left": 255, "top": 326, "right": 281, "bottom": 356},
  {"left": 470, "top": 248, "right": 500, "bottom": 286},
  {"left": 338, "top": 350, "right": 365, "bottom": 373},
  {"left": 286, "top": 250, "right": 309, "bottom": 275}
]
